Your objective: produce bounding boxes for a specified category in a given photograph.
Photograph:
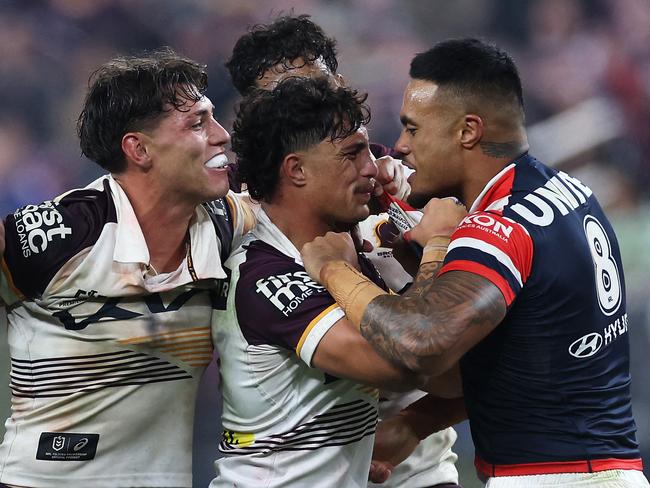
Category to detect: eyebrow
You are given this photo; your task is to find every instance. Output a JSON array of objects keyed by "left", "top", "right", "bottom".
[
  {"left": 400, "top": 115, "right": 417, "bottom": 127},
  {"left": 192, "top": 104, "right": 215, "bottom": 118},
  {"left": 339, "top": 140, "right": 367, "bottom": 154}
]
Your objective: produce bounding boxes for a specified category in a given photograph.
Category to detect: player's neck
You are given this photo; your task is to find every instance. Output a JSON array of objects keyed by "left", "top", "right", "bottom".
[
  {"left": 461, "top": 139, "right": 528, "bottom": 209},
  {"left": 115, "top": 176, "right": 195, "bottom": 273},
  {"left": 263, "top": 201, "right": 334, "bottom": 251}
]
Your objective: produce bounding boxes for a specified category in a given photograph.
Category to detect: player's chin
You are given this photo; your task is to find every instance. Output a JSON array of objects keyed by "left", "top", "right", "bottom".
[
  {"left": 406, "top": 189, "right": 431, "bottom": 210},
  {"left": 352, "top": 204, "right": 371, "bottom": 222},
  {"left": 204, "top": 173, "right": 231, "bottom": 200}
]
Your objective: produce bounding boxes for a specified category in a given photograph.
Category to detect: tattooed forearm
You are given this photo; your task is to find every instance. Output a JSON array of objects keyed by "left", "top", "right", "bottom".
[
  {"left": 360, "top": 270, "right": 506, "bottom": 374},
  {"left": 405, "top": 261, "right": 444, "bottom": 298},
  {"left": 479, "top": 140, "right": 525, "bottom": 158}
]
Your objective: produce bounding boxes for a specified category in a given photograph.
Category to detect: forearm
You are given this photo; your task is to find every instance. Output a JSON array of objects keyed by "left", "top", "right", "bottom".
[
  {"left": 319, "top": 238, "right": 505, "bottom": 375},
  {"left": 398, "top": 394, "right": 467, "bottom": 440},
  {"left": 358, "top": 237, "right": 459, "bottom": 373},
  {"left": 320, "top": 237, "right": 454, "bottom": 372},
  {"left": 359, "top": 271, "right": 501, "bottom": 374},
  {"left": 311, "top": 318, "right": 423, "bottom": 392}
]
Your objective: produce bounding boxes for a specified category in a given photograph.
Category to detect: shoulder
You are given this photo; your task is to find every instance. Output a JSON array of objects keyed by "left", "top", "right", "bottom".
[
  {"left": 233, "top": 240, "right": 338, "bottom": 352},
  {"left": 3, "top": 177, "right": 117, "bottom": 299}
]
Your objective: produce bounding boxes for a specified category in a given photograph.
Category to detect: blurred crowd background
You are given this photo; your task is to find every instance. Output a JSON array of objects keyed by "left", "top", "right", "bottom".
[{"left": 0, "top": 0, "right": 649, "bottom": 486}]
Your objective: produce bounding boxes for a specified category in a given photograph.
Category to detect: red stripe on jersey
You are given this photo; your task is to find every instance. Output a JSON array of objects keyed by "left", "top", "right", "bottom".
[
  {"left": 475, "top": 455, "right": 644, "bottom": 477},
  {"left": 439, "top": 260, "right": 516, "bottom": 305},
  {"left": 453, "top": 212, "right": 534, "bottom": 284},
  {"left": 474, "top": 166, "right": 516, "bottom": 212}
]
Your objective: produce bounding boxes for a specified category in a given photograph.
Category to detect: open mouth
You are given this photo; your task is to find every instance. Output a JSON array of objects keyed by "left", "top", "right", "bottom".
[{"left": 205, "top": 154, "right": 228, "bottom": 169}]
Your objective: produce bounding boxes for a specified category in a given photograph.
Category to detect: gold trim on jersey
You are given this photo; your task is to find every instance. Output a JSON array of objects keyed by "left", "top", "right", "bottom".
[
  {"left": 296, "top": 303, "right": 338, "bottom": 357},
  {"left": 119, "top": 326, "right": 213, "bottom": 367}
]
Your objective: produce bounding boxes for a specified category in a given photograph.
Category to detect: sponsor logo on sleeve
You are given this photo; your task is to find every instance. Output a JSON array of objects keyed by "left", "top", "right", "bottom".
[
  {"left": 459, "top": 213, "right": 514, "bottom": 242},
  {"left": 13, "top": 201, "right": 72, "bottom": 258},
  {"left": 256, "top": 271, "right": 325, "bottom": 316},
  {"left": 37, "top": 432, "right": 99, "bottom": 461}
]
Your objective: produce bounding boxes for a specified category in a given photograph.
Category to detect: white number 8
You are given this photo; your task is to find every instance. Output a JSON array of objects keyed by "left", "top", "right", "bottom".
[{"left": 583, "top": 215, "right": 621, "bottom": 316}]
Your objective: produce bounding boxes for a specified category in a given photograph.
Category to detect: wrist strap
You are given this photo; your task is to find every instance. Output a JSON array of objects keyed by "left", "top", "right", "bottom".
[
  {"left": 421, "top": 236, "right": 450, "bottom": 265},
  {"left": 320, "top": 261, "right": 387, "bottom": 328}
]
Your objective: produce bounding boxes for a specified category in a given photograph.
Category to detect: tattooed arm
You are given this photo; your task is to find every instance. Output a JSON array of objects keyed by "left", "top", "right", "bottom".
[{"left": 360, "top": 266, "right": 506, "bottom": 374}]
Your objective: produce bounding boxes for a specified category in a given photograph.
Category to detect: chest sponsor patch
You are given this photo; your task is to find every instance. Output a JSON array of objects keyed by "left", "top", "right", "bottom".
[
  {"left": 255, "top": 270, "right": 325, "bottom": 317},
  {"left": 36, "top": 432, "right": 99, "bottom": 461}
]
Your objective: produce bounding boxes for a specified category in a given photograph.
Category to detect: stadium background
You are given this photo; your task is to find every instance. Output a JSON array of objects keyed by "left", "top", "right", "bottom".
[{"left": 0, "top": 0, "right": 648, "bottom": 486}]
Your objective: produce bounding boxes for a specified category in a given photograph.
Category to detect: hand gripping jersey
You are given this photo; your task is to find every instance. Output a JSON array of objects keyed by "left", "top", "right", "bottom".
[
  {"left": 0, "top": 175, "right": 248, "bottom": 488},
  {"left": 211, "top": 210, "right": 383, "bottom": 488},
  {"left": 438, "top": 154, "right": 642, "bottom": 477}
]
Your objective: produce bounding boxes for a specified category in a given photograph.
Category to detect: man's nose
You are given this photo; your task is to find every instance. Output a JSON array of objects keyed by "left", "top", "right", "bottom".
[{"left": 208, "top": 119, "right": 231, "bottom": 146}]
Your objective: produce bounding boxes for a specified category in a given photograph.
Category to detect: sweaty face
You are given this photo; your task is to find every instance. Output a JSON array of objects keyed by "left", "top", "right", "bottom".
[
  {"left": 302, "top": 127, "right": 377, "bottom": 227},
  {"left": 395, "top": 79, "right": 462, "bottom": 209},
  {"left": 256, "top": 57, "right": 342, "bottom": 90},
  {"left": 144, "top": 94, "right": 231, "bottom": 205}
]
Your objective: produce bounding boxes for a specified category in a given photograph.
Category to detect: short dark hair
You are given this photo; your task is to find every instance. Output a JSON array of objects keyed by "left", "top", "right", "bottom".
[
  {"left": 410, "top": 38, "right": 524, "bottom": 109},
  {"left": 77, "top": 47, "right": 208, "bottom": 172},
  {"left": 226, "top": 14, "right": 338, "bottom": 96},
  {"left": 232, "top": 77, "right": 370, "bottom": 201}
]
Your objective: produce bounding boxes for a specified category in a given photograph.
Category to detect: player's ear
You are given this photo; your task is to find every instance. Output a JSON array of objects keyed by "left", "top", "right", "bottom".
[
  {"left": 122, "top": 132, "right": 153, "bottom": 171},
  {"left": 282, "top": 153, "right": 307, "bottom": 187},
  {"left": 334, "top": 73, "right": 346, "bottom": 87},
  {"left": 460, "top": 114, "right": 483, "bottom": 150}
]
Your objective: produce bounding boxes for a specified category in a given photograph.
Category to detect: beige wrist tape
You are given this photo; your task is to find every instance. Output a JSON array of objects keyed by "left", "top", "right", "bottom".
[
  {"left": 421, "top": 236, "right": 451, "bottom": 265},
  {"left": 320, "top": 261, "right": 387, "bottom": 328}
]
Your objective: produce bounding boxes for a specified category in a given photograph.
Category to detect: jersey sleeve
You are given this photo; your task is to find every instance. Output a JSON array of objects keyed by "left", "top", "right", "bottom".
[
  {"left": 224, "top": 192, "right": 257, "bottom": 245},
  {"left": 234, "top": 244, "right": 344, "bottom": 367},
  {"left": 438, "top": 211, "right": 533, "bottom": 306},
  {"left": 1, "top": 188, "right": 115, "bottom": 304}
]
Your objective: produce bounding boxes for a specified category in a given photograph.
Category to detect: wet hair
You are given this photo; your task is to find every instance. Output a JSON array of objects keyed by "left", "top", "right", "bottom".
[
  {"left": 77, "top": 47, "right": 208, "bottom": 172},
  {"left": 410, "top": 38, "right": 524, "bottom": 110},
  {"left": 232, "top": 77, "right": 370, "bottom": 201},
  {"left": 226, "top": 14, "right": 338, "bottom": 96}
]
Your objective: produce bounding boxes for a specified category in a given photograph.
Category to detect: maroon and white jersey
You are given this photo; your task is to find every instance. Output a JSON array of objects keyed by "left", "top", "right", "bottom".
[
  {"left": 211, "top": 209, "right": 383, "bottom": 488},
  {"left": 0, "top": 175, "right": 248, "bottom": 488}
]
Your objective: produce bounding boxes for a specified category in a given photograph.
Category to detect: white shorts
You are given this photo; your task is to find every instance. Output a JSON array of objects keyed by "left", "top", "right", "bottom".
[{"left": 484, "top": 470, "right": 650, "bottom": 487}]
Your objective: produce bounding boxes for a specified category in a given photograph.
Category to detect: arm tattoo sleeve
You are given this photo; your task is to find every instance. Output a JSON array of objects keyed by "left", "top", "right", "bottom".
[{"left": 359, "top": 264, "right": 506, "bottom": 373}]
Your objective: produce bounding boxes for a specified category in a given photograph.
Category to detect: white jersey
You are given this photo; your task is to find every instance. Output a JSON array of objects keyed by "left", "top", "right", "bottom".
[
  {"left": 211, "top": 210, "right": 383, "bottom": 488},
  {"left": 358, "top": 214, "right": 460, "bottom": 488},
  {"left": 0, "top": 175, "right": 247, "bottom": 488},
  {"left": 369, "top": 391, "right": 459, "bottom": 488}
]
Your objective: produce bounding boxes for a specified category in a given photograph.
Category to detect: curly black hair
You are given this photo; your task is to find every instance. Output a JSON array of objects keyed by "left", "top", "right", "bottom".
[
  {"left": 226, "top": 14, "right": 338, "bottom": 96},
  {"left": 232, "top": 77, "right": 370, "bottom": 201},
  {"left": 77, "top": 47, "right": 208, "bottom": 172}
]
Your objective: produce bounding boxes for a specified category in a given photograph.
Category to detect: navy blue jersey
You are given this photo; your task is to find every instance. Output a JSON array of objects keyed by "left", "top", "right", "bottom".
[{"left": 439, "top": 154, "right": 641, "bottom": 475}]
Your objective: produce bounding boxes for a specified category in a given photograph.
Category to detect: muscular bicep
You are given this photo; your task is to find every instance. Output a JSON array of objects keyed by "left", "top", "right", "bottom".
[
  {"left": 311, "top": 316, "right": 421, "bottom": 392},
  {"left": 361, "top": 270, "right": 507, "bottom": 375}
]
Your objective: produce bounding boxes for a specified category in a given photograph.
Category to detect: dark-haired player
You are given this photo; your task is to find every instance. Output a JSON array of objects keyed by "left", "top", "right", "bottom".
[
  {"left": 210, "top": 77, "right": 462, "bottom": 487},
  {"left": 0, "top": 48, "right": 254, "bottom": 488},
  {"left": 302, "top": 38, "right": 649, "bottom": 487},
  {"left": 226, "top": 18, "right": 462, "bottom": 487}
]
